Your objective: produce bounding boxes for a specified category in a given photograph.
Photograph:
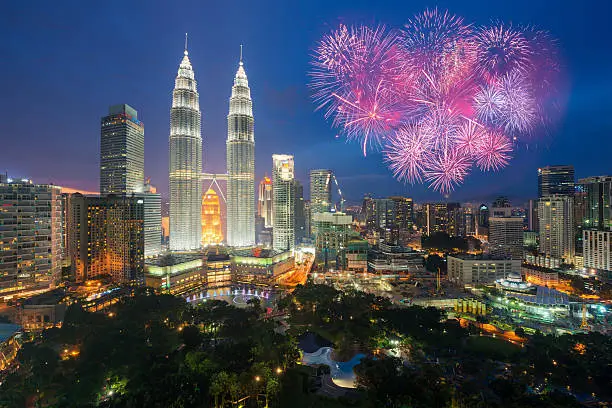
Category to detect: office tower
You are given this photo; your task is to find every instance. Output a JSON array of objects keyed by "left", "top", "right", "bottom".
[
  {"left": 424, "top": 202, "right": 460, "bottom": 236},
  {"left": 169, "top": 41, "right": 202, "bottom": 251},
  {"left": 387, "top": 196, "right": 413, "bottom": 244},
  {"left": 583, "top": 230, "right": 612, "bottom": 272},
  {"left": 489, "top": 216, "right": 524, "bottom": 259},
  {"left": 226, "top": 51, "right": 255, "bottom": 248},
  {"left": 100, "top": 104, "right": 145, "bottom": 195},
  {"left": 304, "top": 200, "right": 312, "bottom": 238},
  {"left": 462, "top": 205, "right": 477, "bottom": 236},
  {"left": 492, "top": 196, "right": 511, "bottom": 208},
  {"left": 389, "top": 196, "right": 413, "bottom": 231},
  {"left": 201, "top": 189, "right": 223, "bottom": 246},
  {"left": 272, "top": 155, "right": 295, "bottom": 252},
  {"left": 538, "top": 165, "right": 575, "bottom": 198},
  {"left": 312, "top": 212, "right": 353, "bottom": 268},
  {"left": 0, "top": 178, "right": 63, "bottom": 294},
  {"left": 68, "top": 194, "right": 144, "bottom": 283},
  {"left": 538, "top": 196, "right": 575, "bottom": 263},
  {"left": 478, "top": 204, "right": 489, "bottom": 229},
  {"left": 579, "top": 176, "right": 612, "bottom": 230},
  {"left": 294, "top": 180, "right": 306, "bottom": 244},
  {"left": 140, "top": 181, "right": 162, "bottom": 258},
  {"left": 257, "top": 176, "right": 273, "bottom": 228},
  {"left": 528, "top": 199, "right": 539, "bottom": 232},
  {"left": 310, "top": 169, "right": 333, "bottom": 214}
]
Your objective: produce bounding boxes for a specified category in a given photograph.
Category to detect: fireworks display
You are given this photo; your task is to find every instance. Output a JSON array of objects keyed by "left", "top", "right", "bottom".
[{"left": 309, "top": 9, "right": 560, "bottom": 194}]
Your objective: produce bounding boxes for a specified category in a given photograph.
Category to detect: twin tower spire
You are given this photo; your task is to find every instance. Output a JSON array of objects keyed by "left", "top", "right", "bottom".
[{"left": 169, "top": 34, "right": 255, "bottom": 251}]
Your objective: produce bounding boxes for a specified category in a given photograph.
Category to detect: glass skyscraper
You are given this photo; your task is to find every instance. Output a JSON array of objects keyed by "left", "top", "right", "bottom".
[
  {"left": 310, "top": 169, "right": 333, "bottom": 214},
  {"left": 272, "top": 155, "right": 295, "bottom": 252},
  {"left": 226, "top": 53, "right": 255, "bottom": 247},
  {"left": 258, "top": 176, "right": 273, "bottom": 228},
  {"left": 169, "top": 43, "right": 202, "bottom": 251},
  {"left": 537, "top": 165, "right": 575, "bottom": 198},
  {"left": 578, "top": 176, "right": 612, "bottom": 230},
  {"left": 100, "top": 104, "right": 144, "bottom": 195}
]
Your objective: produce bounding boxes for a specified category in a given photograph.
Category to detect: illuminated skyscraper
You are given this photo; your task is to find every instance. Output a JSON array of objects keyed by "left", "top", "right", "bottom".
[
  {"left": 538, "top": 195, "right": 575, "bottom": 263},
  {"left": 538, "top": 165, "right": 575, "bottom": 198},
  {"left": 258, "top": 176, "right": 273, "bottom": 228},
  {"left": 272, "top": 155, "right": 295, "bottom": 252},
  {"left": 100, "top": 104, "right": 144, "bottom": 195},
  {"left": 201, "top": 189, "right": 223, "bottom": 246},
  {"left": 310, "top": 169, "right": 332, "bottom": 214},
  {"left": 169, "top": 37, "right": 202, "bottom": 250},
  {"left": 68, "top": 194, "right": 144, "bottom": 284},
  {"left": 226, "top": 49, "right": 255, "bottom": 247},
  {"left": 0, "top": 178, "right": 63, "bottom": 294}
]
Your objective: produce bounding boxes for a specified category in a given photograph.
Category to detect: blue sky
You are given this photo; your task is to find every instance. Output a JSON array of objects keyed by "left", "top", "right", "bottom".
[{"left": 1, "top": 0, "right": 611, "bottom": 205}]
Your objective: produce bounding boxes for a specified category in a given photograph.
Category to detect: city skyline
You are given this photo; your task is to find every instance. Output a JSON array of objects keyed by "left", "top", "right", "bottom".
[{"left": 1, "top": 1, "right": 612, "bottom": 204}]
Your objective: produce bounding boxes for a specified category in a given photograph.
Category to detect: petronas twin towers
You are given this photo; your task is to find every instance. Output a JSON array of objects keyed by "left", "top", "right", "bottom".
[{"left": 169, "top": 38, "right": 255, "bottom": 251}]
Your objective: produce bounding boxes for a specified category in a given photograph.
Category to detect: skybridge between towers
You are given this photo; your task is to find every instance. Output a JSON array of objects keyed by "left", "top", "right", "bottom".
[{"left": 202, "top": 173, "right": 227, "bottom": 203}]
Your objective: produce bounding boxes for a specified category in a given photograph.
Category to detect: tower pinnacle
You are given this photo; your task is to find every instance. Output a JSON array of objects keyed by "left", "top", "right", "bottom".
[
  {"left": 239, "top": 44, "right": 243, "bottom": 66},
  {"left": 184, "top": 32, "right": 188, "bottom": 56}
]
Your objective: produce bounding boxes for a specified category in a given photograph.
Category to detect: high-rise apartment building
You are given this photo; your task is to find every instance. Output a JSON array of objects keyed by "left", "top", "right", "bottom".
[
  {"left": 538, "top": 165, "right": 575, "bottom": 198},
  {"left": 100, "top": 104, "right": 145, "bottom": 195},
  {"left": 538, "top": 196, "right": 575, "bottom": 264},
  {"left": 578, "top": 176, "right": 612, "bottom": 230},
  {"left": 68, "top": 194, "right": 144, "bottom": 284},
  {"left": 272, "top": 155, "right": 295, "bottom": 252},
  {"left": 0, "top": 178, "right": 63, "bottom": 295},
  {"left": 489, "top": 217, "right": 524, "bottom": 259},
  {"left": 169, "top": 42, "right": 202, "bottom": 251},
  {"left": 201, "top": 189, "right": 223, "bottom": 246},
  {"left": 226, "top": 53, "right": 255, "bottom": 247},
  {"left": 583, "top": 230, "right": 612, "bottom": 272},
  {"left": 257, "top": 176, "right": 273, "bottom": 228}
]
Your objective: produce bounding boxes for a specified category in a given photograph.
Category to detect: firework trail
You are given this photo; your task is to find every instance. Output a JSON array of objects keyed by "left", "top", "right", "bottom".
[{"left": 310, "top": 9, "right": 560, "bottom": 194}]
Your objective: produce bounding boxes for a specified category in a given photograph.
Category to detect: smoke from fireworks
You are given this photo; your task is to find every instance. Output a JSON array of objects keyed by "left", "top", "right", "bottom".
[{"left": 309, "top": 9, "right": 560, "bottom": 194}]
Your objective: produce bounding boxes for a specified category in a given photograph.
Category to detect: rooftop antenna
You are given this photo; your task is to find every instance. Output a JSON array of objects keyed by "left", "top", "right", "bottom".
[
  {"left": 184, "top": 32, "right": 188, "bottom": 56},
  {"left": 240, "top": 44, "right": 243, "bottom": 65}
]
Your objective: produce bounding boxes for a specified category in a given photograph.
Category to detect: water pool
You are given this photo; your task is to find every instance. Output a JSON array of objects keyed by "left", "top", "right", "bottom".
[{"left": 301, "top": 346, "right": 365, "bottom": 388}]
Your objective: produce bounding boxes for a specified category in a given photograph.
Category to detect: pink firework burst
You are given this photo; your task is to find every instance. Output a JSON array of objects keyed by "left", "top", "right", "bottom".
[
  {"left": 309, "top": 10, "right": 561, "bottom": 195},
  {"left": 333, "top": 79, "right": 404, "bottom": 155},
  {"left": 473, "top": 84, "right": 506, "bottom": 125},
  {"left": 475, "top": 131, "right": 513, "bottom": 171},
  {"left": 455, "top": 119, "right": 485, "bottom": 155},
  {"left": 474, "top": 23, "right": 532, "bottom": 79},
  {"left": 401, "top": 9, "right": 472, "bottom": 74},
  {"left": 498, "top": 71, "right": 537, "bottom": 133},
  {"left": 385, "top": 124, "right": 433, "bottom": 183},
  {"left": 421, "top": 104, "right": 461, "bottom": 151},
  {"left": 310, "top": 24, "right": 405, "bottom": 155},
  {"left": 424, "top": 149, "right": 472, "bottom": 194}
]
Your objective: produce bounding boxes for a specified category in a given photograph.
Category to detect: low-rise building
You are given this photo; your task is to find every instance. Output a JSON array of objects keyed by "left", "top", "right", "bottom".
[
  {"left": 145, "top": 253, "right": 204, "bottom": 294},
  {"left": 19, "top": 289, "right": 67, "bottom": 331},
  {"left": 521, "top": 264, "right": 560, "bottom": 287},
  {"left": 231, "top": 248, "right": 294, "bottom": 284},
  {"left": 205, "top": 249, "right": 232, "bottom": 288},
  {"left": 447, "top": 255, "right": 520, "bottom": 286},
  {"left": 368, "top": 244, "right": 424, "bottom": 276}
]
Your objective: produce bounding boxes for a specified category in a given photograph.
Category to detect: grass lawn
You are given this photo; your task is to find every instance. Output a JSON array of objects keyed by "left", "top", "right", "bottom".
[{"left": 464, "top": 335, "right": 521, "bottom": 360}]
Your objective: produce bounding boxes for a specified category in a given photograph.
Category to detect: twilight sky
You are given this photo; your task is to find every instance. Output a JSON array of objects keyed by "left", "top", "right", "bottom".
[{"left": 1, "top": 0, "right": 611, "bottom": 205}]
